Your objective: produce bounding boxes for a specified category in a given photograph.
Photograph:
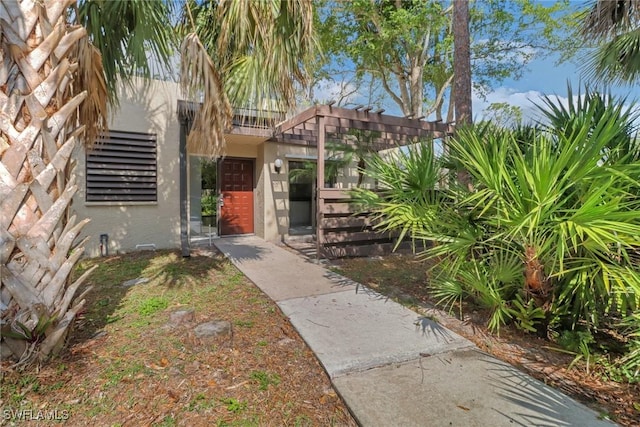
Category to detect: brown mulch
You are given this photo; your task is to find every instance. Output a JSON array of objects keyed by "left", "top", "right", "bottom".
[
  {"left": 0, "top": 249, "right": 356, "bottom": 426},
  {"left": 332, "top": 254, "right": 640, "bottom": 427}
]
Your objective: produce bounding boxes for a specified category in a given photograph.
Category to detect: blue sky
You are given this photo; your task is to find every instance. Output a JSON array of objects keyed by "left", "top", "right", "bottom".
[
  {"left": 312, "top": 0, "right": 640, "bottom": 125},
  {"left": 313, "top": 50, "right": 622, "bottom": 124},
  {"left": 473, "top": 0, "right": 640, "bottom": 125},
  {"left": 474, "top": 51, "right": 640, "bottom": 123},
  {"left": 474, "top": 47, "right": 640, "bottom": 127},
  {"left": 472, "top": 53, "right": 578, "bottom": 123}
]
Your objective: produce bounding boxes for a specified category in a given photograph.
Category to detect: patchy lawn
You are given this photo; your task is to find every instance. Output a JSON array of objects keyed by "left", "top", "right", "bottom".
[
  {"left": 332, "top": 253, "right": 640, "bottom": 427},
  {"left": 0, "top": 249, "right": 356, "bottom": 427}
]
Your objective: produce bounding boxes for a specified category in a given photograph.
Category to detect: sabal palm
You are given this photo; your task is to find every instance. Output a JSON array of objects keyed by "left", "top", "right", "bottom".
[
  {"left": 358, "top": 88, "right": 640, "bottom": 333},
  {"left": 581, "top": 0, "right": 640, "bottom": 84},
  {"left": 445, "top": 112, "right": 640, "bottom": 327},
  {"left": 1, "top": 0, "right": 313, "bottom": 365}
]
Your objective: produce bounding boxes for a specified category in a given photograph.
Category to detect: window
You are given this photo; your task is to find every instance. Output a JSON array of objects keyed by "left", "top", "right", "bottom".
[
  {"left": 289, "top": 161, "right": 313, "bottom": 202},
  {"left": 86, "top": 130, "right": 157, "bottom": 202},
  {"left": 288, "top": 160, "right": 338, "bottom": 196}
]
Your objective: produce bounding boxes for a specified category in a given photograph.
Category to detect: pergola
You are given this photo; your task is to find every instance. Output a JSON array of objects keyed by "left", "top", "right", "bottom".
[{"left": 272, "top": 104, "right": 455, "bottom": 259}]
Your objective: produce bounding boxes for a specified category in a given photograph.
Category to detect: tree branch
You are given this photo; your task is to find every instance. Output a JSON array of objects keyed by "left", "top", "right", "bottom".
[
  {"left": 425, "top": 73, "right": 454, "bottom": 120},
  {"left": 378, "top": 69, "right": 405, "bottom": 113}
]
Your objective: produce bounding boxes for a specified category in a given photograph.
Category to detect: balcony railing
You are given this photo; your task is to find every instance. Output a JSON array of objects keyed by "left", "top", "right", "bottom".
[{"left": 231, "top": 108, "right": 285, "bottom": 129}]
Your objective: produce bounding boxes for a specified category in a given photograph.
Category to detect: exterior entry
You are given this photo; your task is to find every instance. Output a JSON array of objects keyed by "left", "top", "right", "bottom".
[{"left": 219, "top": 158, "right": 254, "bottom": 235}]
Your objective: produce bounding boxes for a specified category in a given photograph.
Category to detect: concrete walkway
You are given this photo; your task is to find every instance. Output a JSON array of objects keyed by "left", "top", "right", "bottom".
[{"left": 213, "top": 236, "right": 615, "bottom": 427}]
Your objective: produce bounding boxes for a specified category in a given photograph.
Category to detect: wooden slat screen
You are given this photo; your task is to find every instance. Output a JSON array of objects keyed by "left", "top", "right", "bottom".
[
  {"left": 86, "top": 130, "right": 158, "bottom": 202},
  {"left": 317, "top": 188, "right": 402, "bottom": 259}
]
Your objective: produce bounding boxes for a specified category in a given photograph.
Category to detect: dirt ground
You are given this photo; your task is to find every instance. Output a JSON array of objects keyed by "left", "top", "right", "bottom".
[
  {"left": 332, "top": 254, "right": 640, "bottom": 427},
  {"left": 3, "top": 246, "right": 639, "bottom": 426},
  {"left": 0, "top": 249, "right": 356, "bottom": 427}
]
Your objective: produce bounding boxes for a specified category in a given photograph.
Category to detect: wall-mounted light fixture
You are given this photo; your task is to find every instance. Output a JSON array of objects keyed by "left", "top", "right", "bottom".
[{"left": 274, "top": 158, "right": 283, "bottom": 173}]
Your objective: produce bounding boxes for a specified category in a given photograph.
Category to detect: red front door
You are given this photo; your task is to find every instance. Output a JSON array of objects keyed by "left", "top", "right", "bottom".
[{"left": 219, "top": 158, "right": 254, "bottom": 235}]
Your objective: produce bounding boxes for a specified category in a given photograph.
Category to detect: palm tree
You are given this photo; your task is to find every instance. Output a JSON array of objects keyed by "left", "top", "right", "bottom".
[
  {"left": 0, "top": 0, "right": 313, "bottom": 366},
  {"left": 0, "top": 0, "right": 175, "bottom": 366},
  {"left": 581, "top": 0, "right": 640, "bottom": 84}
]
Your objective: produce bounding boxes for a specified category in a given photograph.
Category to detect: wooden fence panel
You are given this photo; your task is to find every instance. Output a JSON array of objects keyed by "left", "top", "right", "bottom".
[{"left": 317, "top": 188, "right": 404, "bottom": 259}]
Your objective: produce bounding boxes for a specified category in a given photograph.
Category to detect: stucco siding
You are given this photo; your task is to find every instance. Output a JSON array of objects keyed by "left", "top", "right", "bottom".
[
  {"left": 73, "top": 78, "right": 181, "bottom": 257},
  {"left": 255, "top": 144, "right": 266, "bottom": 238},
  {"left": 72, "top": 78, "right": 375, "bottom": 255},
  {"left": 225, "top": 143, "right": 258, "bottom": 159},
  {"left": 260, "top": 143, "right": 321, "bottom": 241}
]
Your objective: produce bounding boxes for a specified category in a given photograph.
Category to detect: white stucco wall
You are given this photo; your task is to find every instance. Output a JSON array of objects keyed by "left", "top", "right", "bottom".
[
  {"left": 259, "top": 143, "right": 320, "bottom": 241},
  {"left": 73, "top": 78, "right": 181, "bottom": 257}
]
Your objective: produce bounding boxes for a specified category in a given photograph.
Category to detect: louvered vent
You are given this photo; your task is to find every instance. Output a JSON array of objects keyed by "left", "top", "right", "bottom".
[{"left": 86, "top": 130, "right": 158, "bottom": 202}]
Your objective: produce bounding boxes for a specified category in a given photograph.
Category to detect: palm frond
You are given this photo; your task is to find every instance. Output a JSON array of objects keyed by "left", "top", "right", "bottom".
[
  {"left": 582, "top": 0, "right": 640, "bottom": 39},
  {"left": 180, "top": 33, "right": 232, "bottom": 158},
  {"left": 216, "top": 0, "right": 315, "bottom": 121},
  {"left": 177, "top": 0, "right": 220, "bottom": 52},
  {"left": 177, "top": 0, "right": 315, "bottom": 155},
  {"left": 78, "top": 0, "right": 177, "bottom": 105},
  {"left": 76, "top": 36, "right": 108, "bottom": 147},
  {"left": 582, "top": 28, "right": 640, "bottom": 85}
]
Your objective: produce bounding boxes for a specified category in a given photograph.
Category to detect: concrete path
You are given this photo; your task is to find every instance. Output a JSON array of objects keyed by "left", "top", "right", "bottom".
[{"left": 213, "top": 236, "right": 615, "bottom": 427}]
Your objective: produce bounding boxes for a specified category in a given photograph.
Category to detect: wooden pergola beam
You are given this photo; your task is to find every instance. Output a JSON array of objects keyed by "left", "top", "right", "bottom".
[
  {"left": 276, "top": 105, "right": 319, "bottom": 134},
  {"left": 272, "top": 103, "right": 456, "bottom": 262},
  {"left": 273, "top": 105, "right": 453, "bottom": 151},
  {"left": 314, "top": 105, "right": 452, "bottom": 132},
  {"left": 275, "top": 105, "right": 452, "bottom": 137}
]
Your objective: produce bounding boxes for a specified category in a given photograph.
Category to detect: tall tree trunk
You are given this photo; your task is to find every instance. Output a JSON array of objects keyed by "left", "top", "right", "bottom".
[
  {"left": 452, "top": 0, "right": 473, "bottom": 190},
  {"left": 1, "top": 0, "right": 96, "bottom": 366},
  {"left": 453, "top": 0, "right": 472, "bottom": 125}
]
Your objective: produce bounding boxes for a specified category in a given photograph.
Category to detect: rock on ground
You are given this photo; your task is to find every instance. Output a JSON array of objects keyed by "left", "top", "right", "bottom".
[{"left": 194, "top": 320, "right": 232, "bottom": 339}]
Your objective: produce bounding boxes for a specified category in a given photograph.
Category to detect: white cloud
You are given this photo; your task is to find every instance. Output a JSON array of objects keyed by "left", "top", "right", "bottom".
[
  {"left": 473, "top": 87, "right": 570, "bottom": 124},
  {"left": 474, "top": 86, "right": 640, "bottom": 130}
]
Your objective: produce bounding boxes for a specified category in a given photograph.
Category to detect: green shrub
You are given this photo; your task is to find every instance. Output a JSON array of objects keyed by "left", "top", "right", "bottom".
[{"left": 358, "top": 86, "right": 640, "bottom": 336}]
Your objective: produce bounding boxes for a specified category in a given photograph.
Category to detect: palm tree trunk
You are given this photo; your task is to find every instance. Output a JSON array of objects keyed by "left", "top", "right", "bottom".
[{"left": 1, "top": 0, "right": 96, "bottom": 366}]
